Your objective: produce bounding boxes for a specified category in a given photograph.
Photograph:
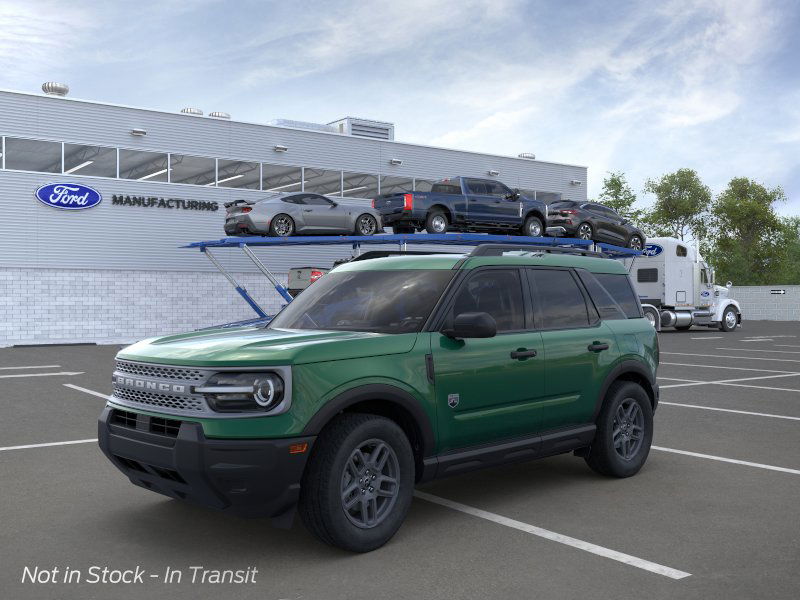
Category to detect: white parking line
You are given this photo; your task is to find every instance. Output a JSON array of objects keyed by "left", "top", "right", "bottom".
[
  {"left": 716, "top": 347, "right": 800, "bottom": 354},
  {"left": 661, "top": 362, "right": 797, "bottom": 374},
  {"left": 652, "top": 446, "right": 800, "bottom": 476},
  {"left": 776, "top": 345, "right": 800, "bottom": 348},
  {"left": 0, "top": 371, "right": 84, "bottom": 379},
  {"left": 414, "top": 491, "right": 691, "bottom": 579},
  {"left": 64, "top": 383, "right": 109, "bottom": 399},
  {"left": 690, "top": 336, "right": 723, "bottom": 340},
  {"left": 659, "top": 402, "right": 800, "bottom": 421},
  {"left": 0, "top": 365, "right": 61, "bottom": 370},
  {"left": 716, "top": 382, "right": 800, "bottom": 394},
  {"left": 740, "top": 339, "right": 773, "bottom": 342},
  {"left": 659, "top": 372, "right": 800, "bottom": 389},
  {"left": 661, "top": 352, "right": 800, "bottom": 364},
  {"left": 0, "top": 439, "right": 97, "bottom": 453}
]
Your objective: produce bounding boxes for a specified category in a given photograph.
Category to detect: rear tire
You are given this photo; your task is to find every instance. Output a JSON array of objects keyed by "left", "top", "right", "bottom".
[
  {"left": 584, "top": 381, "right": 653, "bottom": 478},
  {"left": 269, "top": 214, "right": 295, "bottom": 237},
  {"left": 576, "top": 222, "right": 593, "bottom": 240},
  {"left": 719, "top": 306, "right": 738, "bottom": 332},
  {"left": 298, "top": 414, "right": 414, "bottom": 553},
  {"left": 425, "top": 210, "right": 448, "bottom": 234},
  {"left": 354, "top": 214, "right": 379, "bottom": 236}
]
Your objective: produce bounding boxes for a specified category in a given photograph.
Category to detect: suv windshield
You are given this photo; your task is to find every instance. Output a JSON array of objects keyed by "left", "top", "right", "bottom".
[{"left": 269, "top": 269, "right": 455, "bottom": 334}]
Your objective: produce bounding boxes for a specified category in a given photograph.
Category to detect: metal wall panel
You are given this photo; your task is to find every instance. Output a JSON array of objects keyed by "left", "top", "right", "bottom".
[{"left": 0, "top": 89, "right": 587, "bottom": 274}]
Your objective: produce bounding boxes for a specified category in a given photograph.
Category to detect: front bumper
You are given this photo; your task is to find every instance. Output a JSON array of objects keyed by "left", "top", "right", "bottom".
[{"left": 98, "top": 405, "right": 315, "bottom": 519}]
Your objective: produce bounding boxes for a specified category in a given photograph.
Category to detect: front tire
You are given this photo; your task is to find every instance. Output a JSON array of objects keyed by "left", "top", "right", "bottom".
[
  {"left": 269, "top": 214, "right": 295, "bottom": 237},
  {"left": 299, "top": 414, "right": 414, "bottom": 553},
  {"left": 584, "top": 381, "right": 653, "bottom": 478},
  {"left": 425, "top": 210, "right": 448, "bottom": 234},
  {"left": 576, "top": 222, "right": 593, "bottom": 240},
  {"left": 719, "top": 306, "right": 738, "bottom": 332},
  {"left": 628, "top": 235, "right": 644, "bottom": 251},
  {"left": 354, "top": 214, "right": 379, "bottom": 236},
  {"left": 521, "top": 215, "right": 544, "bottom": 237}
]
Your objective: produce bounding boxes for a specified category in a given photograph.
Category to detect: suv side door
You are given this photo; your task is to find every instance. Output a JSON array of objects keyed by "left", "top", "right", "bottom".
[
  {"left": 526, "top": 267, "right": 620, "bottom": 431},
  {"left": 465, "top": 179, "right": 517, "bottom": 226},
  {"left": 430, "top": 267, "right": 545, "bottom": 452}
]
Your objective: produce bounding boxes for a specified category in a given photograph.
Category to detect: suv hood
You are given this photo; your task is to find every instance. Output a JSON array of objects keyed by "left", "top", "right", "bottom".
[{"left": 117, "top": 325, "right": 418, "bottom": 367}]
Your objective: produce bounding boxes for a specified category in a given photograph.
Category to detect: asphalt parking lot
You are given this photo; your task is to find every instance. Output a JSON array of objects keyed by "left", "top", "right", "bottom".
[{"left": 1, "top": 321, "right": 799, "bottom": 600}]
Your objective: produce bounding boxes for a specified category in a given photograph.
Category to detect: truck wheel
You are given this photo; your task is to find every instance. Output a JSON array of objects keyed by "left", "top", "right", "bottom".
[
  {"left": 521, "top": 215, "right": 544, "bottom": 237},
  {"left": 269, "top": 214, "right": 295, "bottom": 237},
  {"left": 425, "top": 210, "right": 448, "bottom": 234},
  {"left": 354, "top": 214, "right": 378, "bottom": 236},
  {"left": 719, "top": 306, "right": 738, "bottom": 332},
  {"left": 584, "top": 381, "right": 653, "bottom": 478},
  {"left": 298, "top": 413, "right": 414, "bottom": 553}
]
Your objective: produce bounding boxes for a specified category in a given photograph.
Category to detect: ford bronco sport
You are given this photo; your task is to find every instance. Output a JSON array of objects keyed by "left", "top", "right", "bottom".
[{"left": 99, "top": 245, "right": 659, "bottom": 552}]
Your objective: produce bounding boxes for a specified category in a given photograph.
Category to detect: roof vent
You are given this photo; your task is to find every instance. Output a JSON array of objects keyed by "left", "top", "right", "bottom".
[
  {"left": 518, "top": 152, "right": 536, "bottom": 160},
  {"left": 180, "top": 107, "right": 203, "bottom": 116},
  {"left": 42, "top": 82, "right": 69, "bottom": 97},
  {"left": 328, "top": 117, "right": 394, "bottom": 141},
  {"left": 209, "top": 111, "right": 231, "bottom": 119}
]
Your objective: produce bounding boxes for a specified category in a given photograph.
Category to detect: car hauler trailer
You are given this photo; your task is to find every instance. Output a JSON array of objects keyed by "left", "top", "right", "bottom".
[
  {"left": 184, "top": 233, "right": 640, "bottom": 321},
  {"left": 626, "top": 237, "right": 741, "bottom": 332}
]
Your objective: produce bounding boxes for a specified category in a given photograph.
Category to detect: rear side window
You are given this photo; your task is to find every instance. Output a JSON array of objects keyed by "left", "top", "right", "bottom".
[
  {"left": 577, "top": 271, "right": 626, "bottom": 320},
  {"left": 637, "top": 268, "right": 658, "bottom": 283},
  {"left": 431, "top": 181, "right": 462, "bottom": 194},
  {"left": 593, "top": 273, "right": 642, "bottom": 318},
  {"left": 528, "top": 269, "right": 591, "bottom": 329}
]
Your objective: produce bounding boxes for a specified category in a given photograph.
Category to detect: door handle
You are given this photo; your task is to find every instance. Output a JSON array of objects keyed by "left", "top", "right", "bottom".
[
  {"left": 303, "top": 209, "right": 313, "bottom": 212},
  {"left": 510, "top": 348, "right": 537, "bottom": 360},
  {"left": 587, "top": 342, "right": 609, "bottom": 352}
]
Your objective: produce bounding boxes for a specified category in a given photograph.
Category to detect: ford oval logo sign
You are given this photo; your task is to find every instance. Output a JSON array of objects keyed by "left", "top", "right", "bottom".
[
  {"left": 35, "top": 183, "right": 102, "bottom": 210},
  {"left": 641, "top": 244, "right": 663, "bottom": 257}
]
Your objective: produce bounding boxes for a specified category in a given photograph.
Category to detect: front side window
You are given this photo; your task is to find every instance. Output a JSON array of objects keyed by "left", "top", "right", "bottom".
[
  {"left": 446, "top": 269, "right": 525, "bottom": 332},
  {"left": 529, "top": 269, "right": 590, "bottom": 329},
  {"left": 465, "top": 179, "right": 489, "bottom": 195},
  {"left": 594, "top": 273, "right": 642, "bottom": 318},
  {"left": 304, "top": 194, "right": 335, "bottom": 206},
  {"left": 5, "top": 138, "right": 61, "bottom": 173},
  {"left": 269, "top": 269, "right": 454, "bottom": 334},
  {"left": 485, "top": 181, "right": 513, "bottom": 198}
]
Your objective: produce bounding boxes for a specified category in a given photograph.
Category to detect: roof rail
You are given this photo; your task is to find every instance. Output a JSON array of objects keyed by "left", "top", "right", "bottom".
[{"left": 469, "top": 243, "right": 604, "bottom": 258}]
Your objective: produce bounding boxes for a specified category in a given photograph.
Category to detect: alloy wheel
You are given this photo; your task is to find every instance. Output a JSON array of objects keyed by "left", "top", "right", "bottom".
[
  {"left": 273, "top": 216, "right": 293, "bottom": 236},
  {"left": 527, "top": 220, "right": 542, "bottom": 236},
  {"left": 578, "top": 224, "right": 592, "bottom": 239},
  {"left": 612, "top": 399, "right": 644, "bottom": 461},
  {"left": 340, "top": 439, "right": 400, "bottom": 529},
  {"left": 431, "top": 215, "right": 447, "bottom": 233},
  {"left": 725, "top": 310, "right": 737, "bottom": 329},
  {"left": 629, "top": 236, "right": 643, "bottom": 250},
  {"left": 358, "top": 215, "right": 377, "bottom": 235}
]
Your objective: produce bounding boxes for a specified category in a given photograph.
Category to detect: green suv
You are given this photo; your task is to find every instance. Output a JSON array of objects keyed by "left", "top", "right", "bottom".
[{"left": 99, "top": 245, "right": 659, "bottom": 552}]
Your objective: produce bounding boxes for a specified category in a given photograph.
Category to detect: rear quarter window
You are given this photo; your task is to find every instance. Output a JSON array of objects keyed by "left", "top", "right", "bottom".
[{"left": 592, "top": 272, "right": 643, "bottom": 319}]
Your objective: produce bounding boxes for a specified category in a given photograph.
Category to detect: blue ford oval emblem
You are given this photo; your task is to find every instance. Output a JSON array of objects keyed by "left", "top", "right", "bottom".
[
  {"left": 35, "top": 183, "right": 102, "bottom": 210},
  {"left": 641, "top": 243, "right": 663, "bottom": 257}
]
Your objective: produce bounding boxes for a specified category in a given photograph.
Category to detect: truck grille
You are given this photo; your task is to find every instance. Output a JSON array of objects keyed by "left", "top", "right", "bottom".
[
  {"left": 112, "top": 385, "right": 205, "bottom": 412},
  {"left": 115, "top": 360, "right": 205, "bottom": 381}
]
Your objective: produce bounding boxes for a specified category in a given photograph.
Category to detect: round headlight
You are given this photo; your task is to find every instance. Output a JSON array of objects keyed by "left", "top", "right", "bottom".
[
  {"left": 199, "top": 372, "right": 285, "bottom": 413},
  {"left": 254, "top": 375, "right": 284, "bottom": 409}
]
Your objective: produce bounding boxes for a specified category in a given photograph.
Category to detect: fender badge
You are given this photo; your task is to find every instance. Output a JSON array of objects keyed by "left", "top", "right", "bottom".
[{"left": 447, "top": 393, "right": 460, "bottom": 408}]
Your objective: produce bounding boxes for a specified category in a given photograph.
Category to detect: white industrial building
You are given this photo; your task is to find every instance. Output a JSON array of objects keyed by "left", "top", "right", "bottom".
[{"left": 0, "top": 84, "right": 588, "bottom": 346}]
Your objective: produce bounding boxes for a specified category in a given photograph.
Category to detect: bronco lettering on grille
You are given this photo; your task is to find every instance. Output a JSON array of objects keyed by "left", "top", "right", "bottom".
[{"left": 115, "top": 376, "right": 186, "bottom": 394}]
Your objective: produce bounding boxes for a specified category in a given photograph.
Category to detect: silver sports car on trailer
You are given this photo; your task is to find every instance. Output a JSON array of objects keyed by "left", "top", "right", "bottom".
[{"left": 224, "top": 192, "right": 383, "bottom": 237}]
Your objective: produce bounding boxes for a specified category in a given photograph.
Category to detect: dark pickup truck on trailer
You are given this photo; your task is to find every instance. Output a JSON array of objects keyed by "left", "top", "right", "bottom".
[{"left": 373, "top": 177, "right": 549, "bottom": 236}]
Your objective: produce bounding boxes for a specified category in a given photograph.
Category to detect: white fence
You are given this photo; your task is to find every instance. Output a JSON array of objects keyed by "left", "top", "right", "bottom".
[{"left": 730, "top": 286, "right": 800, "bottom": 321}]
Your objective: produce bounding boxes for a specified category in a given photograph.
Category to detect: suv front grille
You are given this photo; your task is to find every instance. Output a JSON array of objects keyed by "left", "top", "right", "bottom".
[
  {"left": 112, "top": 385, "right": 205, "bottom": 412},
  {"left": 115, "top": 360, "right": 205, "bottom": 381}
]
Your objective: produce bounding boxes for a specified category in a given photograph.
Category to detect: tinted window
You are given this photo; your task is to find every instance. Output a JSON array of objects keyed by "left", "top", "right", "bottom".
[
  {"left": 447, "top": 269, "right": 524, "bottom": 332},
  {"left": 529, "top": 269, "right": 590, "bottom": 329},
  {"left": 550, "top": 200, "right": 577, "bottom": 210},
  {"left": 269, "top": 270, "right": 454, "bottom": 334},
  {"left": 594, "top": 273, "right": 642, "bottom": 318},
  {"left": 576, "top": 271, "right": 624, "bottom": 320},
  {"left": 465, "top": 179, "right": 489, "bottom": 195},
  {"left": 430, "top": 181, "right": 462, "bottom": 194},
  {"left": 304, "top": 194, "right": 334, "bottom": 206},
  {"left": 282, "top": 195, "right": 305, "bottom": 205},
  {"left": 637, "top": 268, "right": 658, "bottom": 283},
  {"left": 484, "top": 181, "right": 512, "bottom": 197}
]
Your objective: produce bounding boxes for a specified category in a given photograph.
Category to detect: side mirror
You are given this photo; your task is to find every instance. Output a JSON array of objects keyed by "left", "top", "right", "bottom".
[
  {"left": 329, "top": 201, "right": 338, "bottom": 208},
  {"left": 442, "top": 312, "right": 497, "bottom": 339}
]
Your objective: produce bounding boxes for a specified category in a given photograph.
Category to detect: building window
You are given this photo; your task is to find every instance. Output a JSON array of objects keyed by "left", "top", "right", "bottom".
[
  {"left": 304, "top": 168, "right": 342, "bottom": 196},
  {"left": 170, "top": 154, "right": 216, "bottom": 186},
  {"left": 414, "top": 178, "right": 436, "bottom": 192},
  {"left": 119, "top": 149, "right": 169, "bottom": 182},
  {"left": 217, "top": 159, "right": 260, "bottom": 189},
  {"left": 4, "top": 137, "right": 61, "bottom": 173},
  {"left": 341, "top": 172, "right": 379, "bottom": 199},
  {"left": 262, "top": 164, "right": 302, "bottom": 193},
  {"left": 63, "top": 144, "right": 117, "bottom": 178},
  {"left": 379, "top": 175, "right": 413, "bottom": 195}
]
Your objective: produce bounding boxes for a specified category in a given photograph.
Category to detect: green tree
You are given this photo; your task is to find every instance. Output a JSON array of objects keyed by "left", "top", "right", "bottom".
[
  {"left": 705, "top": 177, "right": 787, "bottom": 285},
  {"left": 642, "top": 168, "right": 711, "bottom": 241},
  {"left": 598, "top": 171, "right": 642, "bottom": 222}
]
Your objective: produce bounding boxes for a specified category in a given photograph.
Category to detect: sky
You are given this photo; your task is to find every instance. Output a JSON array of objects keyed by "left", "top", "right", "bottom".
[{"left": 1, "top": 0, "right": 799, "bottom": 213}]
